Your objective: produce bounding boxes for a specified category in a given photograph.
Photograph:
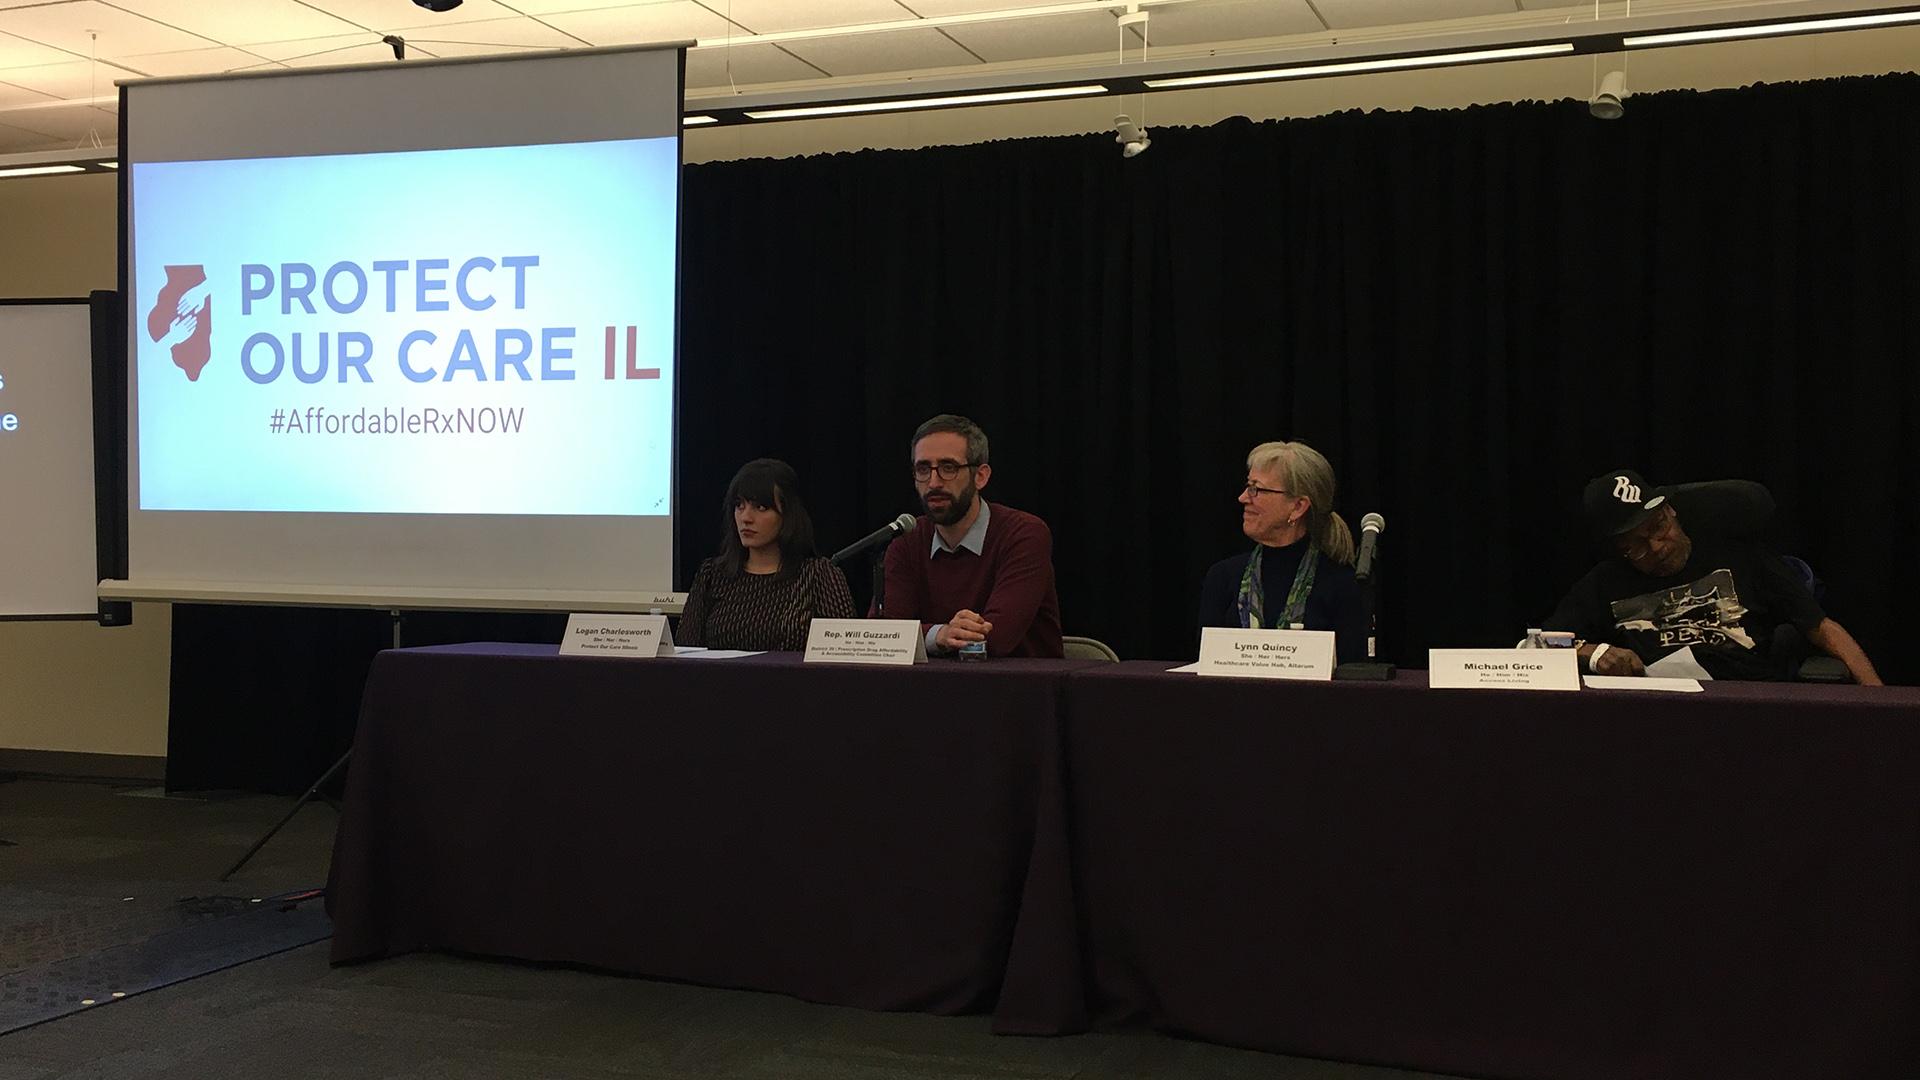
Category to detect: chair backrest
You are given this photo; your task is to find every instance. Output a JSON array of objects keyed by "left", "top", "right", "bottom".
[
  {"left": 1666, "top": 480, "right": 1775, "bottom": 538},
  {"left": 1063, "top": 635, "right": 1120, "bottom": 662}
]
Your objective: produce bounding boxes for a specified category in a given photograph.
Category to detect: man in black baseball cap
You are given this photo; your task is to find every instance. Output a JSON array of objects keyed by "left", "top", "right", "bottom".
[
  {"left": 1542, "top": 468, "right": 1882, "bottom": 683},
  {"left": 1581, "top": 469, "right": 1688, "bottom": 579}
]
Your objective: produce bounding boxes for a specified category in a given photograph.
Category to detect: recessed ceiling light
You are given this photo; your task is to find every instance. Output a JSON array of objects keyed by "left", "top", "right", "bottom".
[
  {"left": 1624, "top": 9, "right": 1920, "bottom": 47},
  {"left": 0, "top": 164, "right": 85, "bottom": 178},
  {"left": 745, "top": 84, "right": 1108, "bottom": 121},
  {"left": 1144, "top": 44, "right": 1576, "bottom": 89}
]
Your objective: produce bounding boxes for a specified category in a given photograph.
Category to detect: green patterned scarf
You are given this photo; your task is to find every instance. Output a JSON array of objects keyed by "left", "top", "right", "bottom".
[{"left": 1235, "top": 542, "right": 1319, "bottom": 630}]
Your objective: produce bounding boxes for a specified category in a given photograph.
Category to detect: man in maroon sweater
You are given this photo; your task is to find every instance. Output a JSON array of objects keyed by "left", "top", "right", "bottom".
[{"left": 881, "top": 414, "right": 1063, "bottom": 658}]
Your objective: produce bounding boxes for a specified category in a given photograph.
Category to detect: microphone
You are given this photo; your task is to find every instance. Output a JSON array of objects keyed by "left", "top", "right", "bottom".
[
  {"left": 830, "top": 513, "right": 918, "bottom": 565},
  {"left": 1353, "top": 512, "right": 1386, "bottom": 583}
]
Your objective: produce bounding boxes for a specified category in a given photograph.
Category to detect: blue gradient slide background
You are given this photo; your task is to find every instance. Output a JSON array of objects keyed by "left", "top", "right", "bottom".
[{"left": 132, "top": 137, "right": 676, "bottom": 516}]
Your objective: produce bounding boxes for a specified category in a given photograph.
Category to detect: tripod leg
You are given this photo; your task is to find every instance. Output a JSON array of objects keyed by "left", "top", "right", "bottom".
[{"left": 219, "top": 748, "right": 353, "bottom": 883}]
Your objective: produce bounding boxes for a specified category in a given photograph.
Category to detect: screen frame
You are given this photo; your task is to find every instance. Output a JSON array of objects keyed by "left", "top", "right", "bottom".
[
  {"left": 0, "top": 296, "right": 117, "bottom": 623},
  {"left": 113, "top": 44, "right": 686, "bottom": 609}
]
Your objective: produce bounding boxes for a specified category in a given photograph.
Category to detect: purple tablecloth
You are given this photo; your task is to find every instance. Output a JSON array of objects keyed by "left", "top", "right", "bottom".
[
  {"left": 1061, "top": 662, "right": 1920, "bottom": 1080},
  {"left": 326, "top": 644, "right": 1099, "bottom": 1030}
]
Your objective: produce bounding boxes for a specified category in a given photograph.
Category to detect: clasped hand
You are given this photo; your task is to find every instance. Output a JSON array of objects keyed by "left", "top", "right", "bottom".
[{"left": 937, "top": 609, "right": 992, "bottom": 652}]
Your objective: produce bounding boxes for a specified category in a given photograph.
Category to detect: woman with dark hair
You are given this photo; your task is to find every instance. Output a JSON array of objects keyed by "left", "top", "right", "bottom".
[{"left": 677, "top": 458, "right": 856, "bottom": 651}]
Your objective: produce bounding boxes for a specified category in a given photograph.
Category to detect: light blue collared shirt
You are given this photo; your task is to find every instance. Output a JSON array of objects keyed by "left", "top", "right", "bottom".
[
  {"left": 930, "top": 498, "right": 991, "bottom": 557},
  {"left": 926, "top": 500, "right": 991, "bottom": 653}
]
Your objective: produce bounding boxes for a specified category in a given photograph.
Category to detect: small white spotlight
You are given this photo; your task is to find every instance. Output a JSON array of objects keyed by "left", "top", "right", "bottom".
[{"left": 1590, "top": 70, "right": 1627, "bottom": 120}]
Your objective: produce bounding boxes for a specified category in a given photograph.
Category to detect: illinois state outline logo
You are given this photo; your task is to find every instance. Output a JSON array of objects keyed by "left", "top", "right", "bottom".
[{"left": 147, "top": 264, "right": 213, "bottom": 381}]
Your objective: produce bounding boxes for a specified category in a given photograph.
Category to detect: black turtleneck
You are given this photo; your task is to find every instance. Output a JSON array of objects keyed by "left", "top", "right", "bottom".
[{"left": 1197, "top": 535, "right": 1368, "bottom": 662}]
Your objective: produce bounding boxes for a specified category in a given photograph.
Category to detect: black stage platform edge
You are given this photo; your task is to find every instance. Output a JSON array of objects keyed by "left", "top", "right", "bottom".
[{"left": 0, "top": 749, "right": 165, "bottom": 785}]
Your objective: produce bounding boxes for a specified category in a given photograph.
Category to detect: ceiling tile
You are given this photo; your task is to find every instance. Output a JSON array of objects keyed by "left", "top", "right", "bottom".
[
  {"left": 710, "top": 0, "right": 914, "bottom": 34},
  {"left": 537, "top": 3, "right": 740, "bottom": 46},
  {"left": 243, "top": 33, "right": 384, "bottom": 63},
  {"left": 505, "top": 0, "right": 673, "bottom": 13},
  {"left": 0, "top": 119, "right": 62, "bottom": 153},
  {"left": 116, "top": 46, "right": 270, "bottom": 79},
  {"left": 1317, "top": 0, "right": 1517, "bottom": 29},
  {"left": 278, "top": 41, "right": 423, "bottom": 67},
  {"left": 386, "top": 15, "right": 586, "bottom": 55},
  {"left": 904, "top": 0, "right": 1103, "bottom": 13},
  {"left": 0, "top": 100, "right": 112, "bottom": 142},
  {"left": 687, "top": 42, "right": 828, "bottom": 89},
  {"left": 110, "top": 0, "right": 365, "bottom": 45},
  {"left": 0, "top": 58, "right": 139, "bottom": 98},
  {"left": 0, "top": 1, "right": 211, "bottom": 61},
  {"left": 1518, "top": 0, "right": 1590, "bottom": 7},
  {"left": 0, "top": 31, "right": 76, "bottom": 68},
  {"left": 942, "top": 10, "right": 1122, "bottom": 63},
  {"left": 1138, "top": 0, "right": 1325, "bottom": 46},
  {"left": 780, "top": 25, "right": 979, "bottom": 75},
  {"left": 299, "top": 0, "right": 529, "bottom": 30},
  {"left": 0, "top": 77, "right": 57, "bottom": 107},
  {"left": 294, "top": 0, "right": 525, "bottom": 32}
]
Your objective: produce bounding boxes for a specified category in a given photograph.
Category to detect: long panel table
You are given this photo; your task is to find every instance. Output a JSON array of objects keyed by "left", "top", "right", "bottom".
[
  {"left": 326, "top": 644, "right": 1098, "bottom": 1030},
  {"left": 327, "top": 645, "right": 1920, "bottom": 1079},
  {"left": 1061, "top": 662, "right": 1920, "bottom": 1080}
]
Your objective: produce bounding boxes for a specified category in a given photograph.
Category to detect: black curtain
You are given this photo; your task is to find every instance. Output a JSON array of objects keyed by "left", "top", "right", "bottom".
[
  {"left": 680, "top": 74, "right": 1918, "bottom": 674},
  {"left": 170, "top": 73, "right": 1920, "bottom": 791}
]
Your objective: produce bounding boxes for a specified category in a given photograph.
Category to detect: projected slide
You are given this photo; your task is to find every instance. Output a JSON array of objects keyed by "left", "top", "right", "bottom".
[
  {"left": 131, "top": 137, "right": 677, "bottom": 516},
  {"left": 0, "top": 301, "right": 99, "bottom": 618}
]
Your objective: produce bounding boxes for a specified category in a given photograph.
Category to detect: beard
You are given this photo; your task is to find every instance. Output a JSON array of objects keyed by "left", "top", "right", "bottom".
[{"left": 923, "top": 481, "right": 976, "bottom": 526}]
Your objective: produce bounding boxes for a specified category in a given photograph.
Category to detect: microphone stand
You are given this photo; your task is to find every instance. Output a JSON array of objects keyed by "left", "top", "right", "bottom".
[
  {"left": 1335, "top": 561, "right": 1395, "bottom": 681},
  {"left": 832, "top": 519, "right": 909, "bottom": 615},
  {"left": 219, "top": 609, "right": 401, "bottom": 881}
]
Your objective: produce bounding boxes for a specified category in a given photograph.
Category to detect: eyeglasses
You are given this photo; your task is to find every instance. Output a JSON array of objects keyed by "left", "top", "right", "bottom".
[
  {"left": 913, "top": 460, "right": 977, "bottom": 482},
  {"left": 1242, "top": 482, "right": 1292, "bottom": 499}
]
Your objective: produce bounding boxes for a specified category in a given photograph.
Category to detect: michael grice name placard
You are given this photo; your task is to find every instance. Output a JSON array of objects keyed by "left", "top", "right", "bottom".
[
  {"left": 805, "top": 618, "right": 928, "bottom": 666},
  {"left": 560, "top": 612, "right": 675, "bottom": 658},
  {"left": 1196, "top": 627, "right": 1336, "bottom": 680},
  {"left": 1428, "top": 648, "right": 1579, "bottom": 691}
]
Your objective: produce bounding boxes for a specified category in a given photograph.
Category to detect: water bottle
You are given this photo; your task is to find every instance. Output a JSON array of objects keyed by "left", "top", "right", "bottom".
[
  {"left": 958, "top": 640, "right": 988, "bottom": 662},
  {"left": 1524, "top": 627, "right": 1545, "bottom": 649}
]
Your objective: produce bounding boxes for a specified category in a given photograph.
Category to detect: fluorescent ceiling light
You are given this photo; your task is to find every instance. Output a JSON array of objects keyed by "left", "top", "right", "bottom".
[
  {"left": 683, "top": 115, "right": 717, "bottom": 126},
  {"left": 746, "top": 84, "right": 1108, "bottom": 120},
  {"left": 98, "top": 161, "right": 119, "bottom": 168},
  {"left": 0, "top": 164, "right": 84, "bottom": 177},
  {"left": 1624, "top": 9, "right": 1920, "bottom": 46},
  {"left": 1144, "top": 43, "right": 1575, "bottom": 88}
]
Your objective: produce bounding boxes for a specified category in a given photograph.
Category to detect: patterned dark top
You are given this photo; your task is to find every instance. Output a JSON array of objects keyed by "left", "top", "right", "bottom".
[{"left": 677, "top": 556, "right": 857, "bottom": 652}]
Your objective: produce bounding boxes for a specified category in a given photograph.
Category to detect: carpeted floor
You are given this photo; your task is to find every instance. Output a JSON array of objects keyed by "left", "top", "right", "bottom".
[{"left": 0, "top": 778, "right": 1469, "bottom": 1080}]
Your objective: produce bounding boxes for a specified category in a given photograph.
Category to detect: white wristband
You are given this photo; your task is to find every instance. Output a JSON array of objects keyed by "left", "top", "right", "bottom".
[{"left": 1588, "top": 643, "right": 1611, "bottom": 670}]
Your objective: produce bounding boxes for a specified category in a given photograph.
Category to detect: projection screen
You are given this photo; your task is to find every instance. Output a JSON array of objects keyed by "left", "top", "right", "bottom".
[
  {"left": 118, "top": 45, "right": 683, "bottom": 610},
  {"left": 0, "top": 299, "right": 100, "bottom": 619}
]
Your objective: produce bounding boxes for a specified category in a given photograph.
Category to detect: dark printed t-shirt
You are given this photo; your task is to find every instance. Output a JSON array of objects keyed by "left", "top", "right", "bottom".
[{"left": 1544, "top": 534, "right": 1826, "bottom": 681}]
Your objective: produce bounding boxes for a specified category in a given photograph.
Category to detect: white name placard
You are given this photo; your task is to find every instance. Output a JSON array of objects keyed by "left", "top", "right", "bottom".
[
  {"left": 1196, "top": 627, "right": 1336, "bottom": 680},
  {"left": 560, "top": 613, "right": 676, "bottom": 658},
  {"left": 805, "top": 618, "right": 928, "bottom": 665},
  {"left": 1429, "top": 648, "right": 1579, "bottom": 691}
]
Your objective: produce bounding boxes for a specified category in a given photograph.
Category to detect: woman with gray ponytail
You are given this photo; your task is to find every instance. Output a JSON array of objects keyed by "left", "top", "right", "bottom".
[{"left": 1196, "top": 440, "right": 1367, "bottom": 662}]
